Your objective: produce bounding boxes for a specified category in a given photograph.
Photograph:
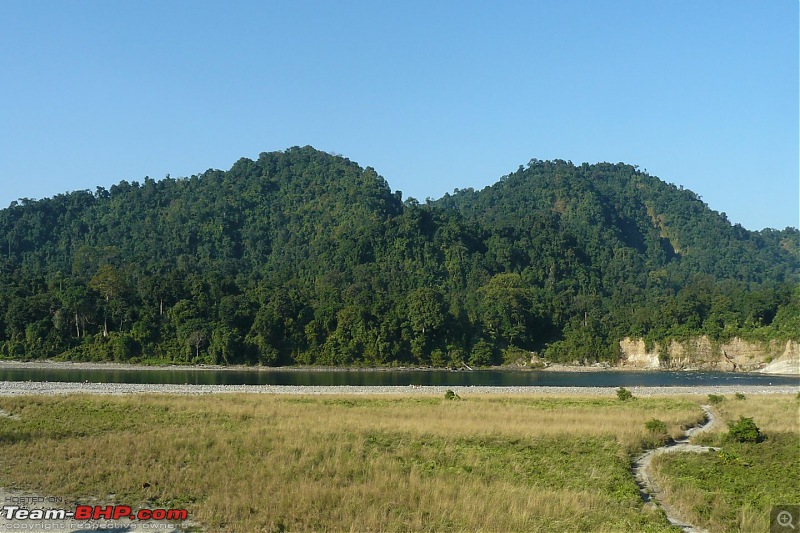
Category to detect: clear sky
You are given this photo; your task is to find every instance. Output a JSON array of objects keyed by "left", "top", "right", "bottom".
[{"left": 1, "top": 0, "right": 797, "bottom": 230}]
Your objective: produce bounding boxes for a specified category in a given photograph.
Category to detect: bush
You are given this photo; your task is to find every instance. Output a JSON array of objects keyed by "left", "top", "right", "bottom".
[
  {"left": 446, "top": 346, "right": 466, "bottom": 367},
  {"left": 502, "top": 346, "right": 529, "bottom": 366},
  {"left": 707, "top": 394, "right": 725, "bottom": 405},
  {"left": 716, "top": 448, "right": 749, "bottom": 466},
  {"left": 644, "top": 418, "right": 670, "bottom": 447},
  {"left": 645, "top": 418, "right": 667, "bottom": 434},
  {"left": 734, "top": 392, "right": 746, "bottom": 400},
  {"left": 616, "top": 387, "right": 634, "bottom": 401},
  {"left": 727, "top": 416, "right": 762, "bottom": 443},
  {"left": 444, "top": 389, "right": 461, "bottom": 401},
  {"left": 468, "top": 340, "right": 496, "bottom": 367},
  {"left": 429, "top": 349, "right": 446, "bottom": 367}
]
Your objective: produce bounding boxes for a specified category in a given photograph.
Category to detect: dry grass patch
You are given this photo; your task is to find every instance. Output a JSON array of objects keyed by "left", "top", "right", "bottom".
[
  {"left": 0, "top": 393, "right": 703, "bottom": 531},
  {"left": 650, "top": 394, "right": 799, "bottom": 533},
  {"left": 703, "top": 393, "right": 800, "bottom": 434}
]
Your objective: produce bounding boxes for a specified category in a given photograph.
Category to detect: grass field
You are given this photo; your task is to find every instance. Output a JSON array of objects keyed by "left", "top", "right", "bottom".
[
  {"left": 650, "top": 393, "right": 800, "bottom": 533},
  {"left": 0, "top": 392, "right": 787, "bottom": 532}
]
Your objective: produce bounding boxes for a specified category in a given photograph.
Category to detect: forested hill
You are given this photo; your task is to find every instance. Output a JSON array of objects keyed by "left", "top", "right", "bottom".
[
  {"left": 1, "top": 146, "right": 797, "bottom": 366},
  {"left": 436, "top": 159, "right": 797, "bottom": 285}
]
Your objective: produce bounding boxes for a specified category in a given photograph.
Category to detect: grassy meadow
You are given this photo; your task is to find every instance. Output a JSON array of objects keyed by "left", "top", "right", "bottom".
[
  {"left": 0, "top": 392, "right": 789, "bottom": 532},
  {"left": 650, "top": 393, "right": 800, "bottom": 533}
]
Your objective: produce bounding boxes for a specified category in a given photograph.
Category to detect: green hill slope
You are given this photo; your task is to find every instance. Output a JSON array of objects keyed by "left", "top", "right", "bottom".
[{"left": 0, "top": 147, "right": 796, "bottom": 365}]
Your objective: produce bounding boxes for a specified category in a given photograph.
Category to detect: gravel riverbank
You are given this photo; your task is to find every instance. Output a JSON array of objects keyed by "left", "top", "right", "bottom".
[{"left": 0, "top": 381, "right": 796, "bottom": 396}]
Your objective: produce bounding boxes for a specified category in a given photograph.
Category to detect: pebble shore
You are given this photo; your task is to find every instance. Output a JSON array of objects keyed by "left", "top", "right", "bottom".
[{"left": 0, "top": 381, "right": 796, "bottom": 396}]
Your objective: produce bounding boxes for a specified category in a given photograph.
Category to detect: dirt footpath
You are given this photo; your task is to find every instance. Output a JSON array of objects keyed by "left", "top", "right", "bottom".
[{"left": 633, "top": 405, "right": 720, "bottom": 533}]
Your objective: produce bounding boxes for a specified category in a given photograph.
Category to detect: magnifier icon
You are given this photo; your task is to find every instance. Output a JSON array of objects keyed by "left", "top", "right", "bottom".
[{"left": 778, "top": 510, "right": 796, "bottom": 530}]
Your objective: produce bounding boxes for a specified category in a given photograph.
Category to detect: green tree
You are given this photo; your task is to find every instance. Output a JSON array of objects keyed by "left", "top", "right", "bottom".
[
  {"left": 478, "top": 274, "right": 538, "bottom": 347},
  {"left": 89, "top": 264, "right": 126, "bottom": 337}
]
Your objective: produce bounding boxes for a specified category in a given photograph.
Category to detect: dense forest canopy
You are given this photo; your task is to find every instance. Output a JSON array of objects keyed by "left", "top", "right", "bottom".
[{"left": 1, "top": 146, "right": 797, "bottom": 365}]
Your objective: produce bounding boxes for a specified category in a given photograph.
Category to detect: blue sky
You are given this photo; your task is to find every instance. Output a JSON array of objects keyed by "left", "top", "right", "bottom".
[{"left": 1, "top": 0, "right": 797, "bottom": 230}]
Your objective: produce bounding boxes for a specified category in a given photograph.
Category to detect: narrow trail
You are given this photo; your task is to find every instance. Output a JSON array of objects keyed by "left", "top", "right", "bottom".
[{"left": 633, "top": 405, "right": 720, "bottom": 533}]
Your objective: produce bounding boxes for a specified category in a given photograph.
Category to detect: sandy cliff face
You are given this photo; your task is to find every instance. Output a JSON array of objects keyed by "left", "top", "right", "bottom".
[
  {"left": 619, "top": 337, "right": 799, "bottom": 374},
  {"left": 618, "top": 339, "right": 660, "bottom": 369}
]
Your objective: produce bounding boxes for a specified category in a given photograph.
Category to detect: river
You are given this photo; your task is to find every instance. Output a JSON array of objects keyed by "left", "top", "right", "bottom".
[{"left": 0, "top": 365, "right": 797, "bottom": 387}]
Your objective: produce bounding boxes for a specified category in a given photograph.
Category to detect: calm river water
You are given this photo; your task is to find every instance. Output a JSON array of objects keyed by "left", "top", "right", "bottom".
[{"left": 0, "top": 366, "right": 797, "bottom": 387}]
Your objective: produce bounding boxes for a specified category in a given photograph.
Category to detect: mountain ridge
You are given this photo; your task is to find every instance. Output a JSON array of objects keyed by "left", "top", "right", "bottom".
[{"left": 0, "top": 146, "right": 797, "bottom": 366}]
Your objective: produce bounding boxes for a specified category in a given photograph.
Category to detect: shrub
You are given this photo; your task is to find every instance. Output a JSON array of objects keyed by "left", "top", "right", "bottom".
[
  {"left": 734, "top": 392, "right": 746, "bottom": 400},
  {"left": 446, "top": 346, "right": 466, "bottom": 367},
  {"left": 644, "top": 418, "right": 670, "bottom": 447},
  {"left": 707, "top": 394, "right": 725, "bottom": 405},
  {"left": 616, "top": 387, "right": 633, "bottom": 401},
  {"left": 716, "top": 449, "right": 749, "bottom": 466},
  {"left": 444, "top": 389, "right": 461, "bottom": 401},
  {"left": 429, "top": 349, "right": 446, "bottom": 367},
  {"left": 645, "top": 418, "right": 668, "bottom": 434},
  {"left": 727, "top": 416, "right": 762, "bottom": 443},
  {"left": 502, "top": 346, "right": 529, "bottom": 366},
  {"left": 468, "top": 340, "right": 496, "bottom": 367}
]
